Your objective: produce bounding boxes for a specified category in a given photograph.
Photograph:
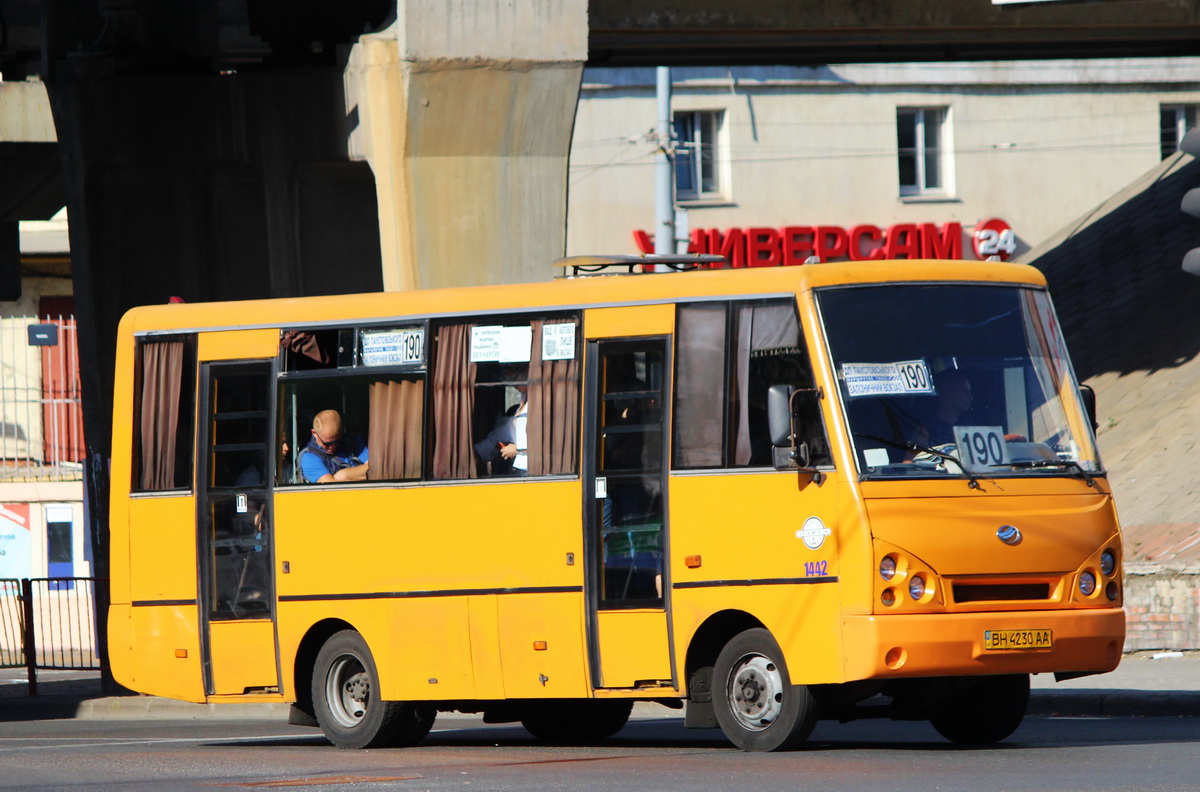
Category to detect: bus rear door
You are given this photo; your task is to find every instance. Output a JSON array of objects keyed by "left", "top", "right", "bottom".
[{"left": 583, "top": 306, "right": 676, "bottom": 689}]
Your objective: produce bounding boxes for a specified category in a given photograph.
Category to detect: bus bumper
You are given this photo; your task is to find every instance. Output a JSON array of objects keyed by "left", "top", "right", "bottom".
[{"left": 841, "top": 608, "right": 1125, "bottom": 682}]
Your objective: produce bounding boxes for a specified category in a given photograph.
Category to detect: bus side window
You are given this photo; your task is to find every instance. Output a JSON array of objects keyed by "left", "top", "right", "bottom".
[
  {"left": 430, "top": 317, "right": 579, "bottom": 480},
  {"left": 280, "top": 329, "right": 345, "bottom": 371},
  {"left": 674, "top": 301, "right": 830, "bottom": 469},
  {"left": 276, "top": 376, "right": 393, "bottom": 484},
  {"left": 132, "top": 336, "right": 196, "bottom": 491}
]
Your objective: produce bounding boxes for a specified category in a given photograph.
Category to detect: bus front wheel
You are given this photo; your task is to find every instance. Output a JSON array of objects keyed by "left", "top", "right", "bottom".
[
  {"left": 713, "top": 628, "right": 818, "bottom": 751},
  {"left": 312, "top": 630, "right": 435, "bottom": 749},
  {"left": 928, "top": 674, "right": 1029, "bottom": 745}
]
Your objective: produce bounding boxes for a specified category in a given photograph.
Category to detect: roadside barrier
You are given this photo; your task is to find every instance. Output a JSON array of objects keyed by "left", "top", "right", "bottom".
[{"left": 0, "top": 577, "right": 105, "bottom": 695}]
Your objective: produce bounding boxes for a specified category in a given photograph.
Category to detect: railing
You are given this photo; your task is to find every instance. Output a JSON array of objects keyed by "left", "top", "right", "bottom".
[
  {"left": 0, "top": 314, "right": 84, "bottom": 482},
  {"left": 0, "top": 577, "right": 105, "bottom": 695}
]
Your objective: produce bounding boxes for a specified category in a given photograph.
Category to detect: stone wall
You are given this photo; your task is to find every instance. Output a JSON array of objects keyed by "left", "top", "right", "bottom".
[{"left": 1123, "top": 563, "right": 1200, "bottom": 652}]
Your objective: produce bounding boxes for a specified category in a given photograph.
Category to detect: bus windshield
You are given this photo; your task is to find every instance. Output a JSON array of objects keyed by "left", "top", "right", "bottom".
[{"left": 817, "top": 283, "right": 1101, "bottom": 480}]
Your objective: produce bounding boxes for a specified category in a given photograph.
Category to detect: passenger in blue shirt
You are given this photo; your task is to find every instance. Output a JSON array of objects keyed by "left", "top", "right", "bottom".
[{"left": 299, "top": 409, "right": 370, "bottom": 484}]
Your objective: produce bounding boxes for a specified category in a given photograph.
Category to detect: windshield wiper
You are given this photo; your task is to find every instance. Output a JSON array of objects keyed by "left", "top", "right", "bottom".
[
  {"left": 854, "top": 433, "right": 981, "bottom": 489},
  {"left": 991, "top": 458, "right": 1096, "bottom": 487}
]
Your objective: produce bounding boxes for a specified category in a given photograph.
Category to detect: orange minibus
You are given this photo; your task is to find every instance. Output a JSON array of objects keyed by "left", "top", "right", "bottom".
[{"left": 107, "top": 256, "right": 1123, "bottom": 750}]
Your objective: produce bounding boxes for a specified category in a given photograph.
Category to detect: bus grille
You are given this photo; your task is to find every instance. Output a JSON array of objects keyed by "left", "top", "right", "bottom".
[{"left": 952, "top": 583, "right": 1051, "bottom": 603}]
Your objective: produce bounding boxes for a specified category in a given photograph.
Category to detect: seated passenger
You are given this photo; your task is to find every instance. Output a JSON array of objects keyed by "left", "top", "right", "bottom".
[
  {"left": 299, "top": 409, "right": 369, "bottom": 483},
  {"left": 474, "top": 382, "right": 529, "bottom": 476}
]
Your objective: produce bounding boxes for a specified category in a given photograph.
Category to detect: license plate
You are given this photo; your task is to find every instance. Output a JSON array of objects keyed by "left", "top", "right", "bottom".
[{"left": 983, "top": 629, "right": 1052, "bottom": 650}]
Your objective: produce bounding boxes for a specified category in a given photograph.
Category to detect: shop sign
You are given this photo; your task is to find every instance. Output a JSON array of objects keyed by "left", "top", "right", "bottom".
[
  {"left": 632, "top": 219, "right": 1016, "bottom": 266},
  {"left": 0, "top": 504, "right": 31, "bottom": 586}
]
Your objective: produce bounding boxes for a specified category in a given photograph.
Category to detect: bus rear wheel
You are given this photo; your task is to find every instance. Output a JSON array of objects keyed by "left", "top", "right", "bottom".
[
  {"left": 713, "top": 628, "right": 818, "bottom": 752},
  {"left": 520, "top": 699, "right": 633, "bottom": 743},
  {"left": 928, "top": 674, "right": 1029, "bottom": 745},
  {"left": 312, "top": 630, "right": 435, "bottom": 749}
]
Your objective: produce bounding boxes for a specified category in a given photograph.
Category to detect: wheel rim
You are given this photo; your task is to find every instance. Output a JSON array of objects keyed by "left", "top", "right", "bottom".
[
  {"left": 325, "top": 653, "right": 371, "bottom": 729},
  {"left": 726, "top": 652, "right": 785, "bottom": 732}
]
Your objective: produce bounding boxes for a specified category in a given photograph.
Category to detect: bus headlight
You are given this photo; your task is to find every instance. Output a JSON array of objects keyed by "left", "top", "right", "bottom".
[
  {"left": 908, "top": 575, "right": 926, "bottom": 600},
  {"left": 880, "top": 556, "right": 897, "bottom": 581},
  {"left": 1100, "top": 550, "right": 1116, "bottom": 576},
  {"left": 1079, "top": 571, "right": 1097, "bottom": 596}
]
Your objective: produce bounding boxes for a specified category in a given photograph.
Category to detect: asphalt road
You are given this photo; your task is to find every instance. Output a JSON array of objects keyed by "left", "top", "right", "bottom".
[{"left": 3, "top": 713, "right": 1200, "bottom": 791}]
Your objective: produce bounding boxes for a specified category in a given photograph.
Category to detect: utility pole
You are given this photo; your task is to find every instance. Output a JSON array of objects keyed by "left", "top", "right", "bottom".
[{"left": 654, "top": 66, "right": 674, "bottom": 265}]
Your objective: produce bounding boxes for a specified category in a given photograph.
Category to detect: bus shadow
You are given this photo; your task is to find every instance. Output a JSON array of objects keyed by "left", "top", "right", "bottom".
[{"left": 205, "top": 713, "right": 1200, "bottom": 753}]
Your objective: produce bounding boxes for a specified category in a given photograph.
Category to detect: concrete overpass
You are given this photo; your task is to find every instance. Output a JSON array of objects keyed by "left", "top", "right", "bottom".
[{"left": 2, "top": 0, "right": 1200, "bottom": 574}]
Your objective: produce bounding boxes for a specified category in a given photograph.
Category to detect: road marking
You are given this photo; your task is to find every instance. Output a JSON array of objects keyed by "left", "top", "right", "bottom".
[{"left": 204, "top": 776, "right": 423, "bottom": 787}]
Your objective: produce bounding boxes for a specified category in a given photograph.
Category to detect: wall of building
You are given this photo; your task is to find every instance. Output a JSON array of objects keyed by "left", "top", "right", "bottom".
[
  {"left": 0, "top": 230, "right": 85, "bottom": 583},
  {"left": 567, "top": 59, "right": 1200, "bottom": 259}
]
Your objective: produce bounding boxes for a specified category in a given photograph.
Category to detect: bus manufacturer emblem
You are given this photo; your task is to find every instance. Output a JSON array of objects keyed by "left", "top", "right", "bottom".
[
  {"left": 797, "top": 516, "right": 831, "bottom": 550},
  {"left": 996, "top": 525, "right": 1022, "bottom": 545}
]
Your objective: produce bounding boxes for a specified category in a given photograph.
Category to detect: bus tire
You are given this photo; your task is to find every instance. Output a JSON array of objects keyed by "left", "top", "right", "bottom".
[
  {"left": 713, "top": 628, "right": 818, "bottom": 752},
  {"left": 929, "top": 674, "right": 1029, "bottom": 745},
  {"left": 520, "top": 699, "right": 633, "bottom": 743},
  {"left": 312, "top": 630, "right": 435, "bottom": 749}
]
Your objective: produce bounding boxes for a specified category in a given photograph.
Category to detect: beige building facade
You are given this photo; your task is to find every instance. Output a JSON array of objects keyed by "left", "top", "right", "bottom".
[{"left": 567, "top": 59, "right": 1200, "bottom": 262}]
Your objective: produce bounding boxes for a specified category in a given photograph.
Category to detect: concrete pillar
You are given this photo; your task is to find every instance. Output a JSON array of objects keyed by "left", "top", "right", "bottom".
[{"left": 345, "top": 0, "right": 588, "bottom": 290}]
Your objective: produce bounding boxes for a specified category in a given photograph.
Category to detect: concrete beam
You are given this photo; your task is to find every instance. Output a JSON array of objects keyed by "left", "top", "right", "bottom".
[
  {"left": 345, "top": 0, "right": 587, "bottom": 291},
  {"left": 586, "top": 0, "right": 1200, "bottom": 65},
  {"left": 0, "top": 81, "right": 64, "bottom": 223},
  {"left": 0, "top": 80, "right": 56, "bottom": 142}
]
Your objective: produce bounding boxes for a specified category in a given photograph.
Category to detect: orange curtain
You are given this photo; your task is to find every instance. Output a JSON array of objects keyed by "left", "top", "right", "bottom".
[
  {"left": 367, "top": 380, "right": 425, "bottom": 480},
  {"left": 527, "top": 319, "right": 579, "bottom": 476},
  {"left": 431, "top": 324, "right": 478, "bottom": 479},
  {"left": 138, "top": 340, "right": 184, "bottom": 490}
]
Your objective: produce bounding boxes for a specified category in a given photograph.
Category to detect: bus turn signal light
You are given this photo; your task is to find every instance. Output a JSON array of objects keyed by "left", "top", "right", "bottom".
[
  {"left": 175, "top": 649, "right": 188, "bottom": 658},
  {"left": 533, "top": 641, "right": 547, "bottom": 651},
  {"left": 685, "top": 555, "right": 702, "bottom": 568}
]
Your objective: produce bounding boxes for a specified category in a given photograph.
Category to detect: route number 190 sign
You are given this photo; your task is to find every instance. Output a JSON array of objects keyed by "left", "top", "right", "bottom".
[{"left": 953, "top": 425, "right": 1009, "bottom": 470}]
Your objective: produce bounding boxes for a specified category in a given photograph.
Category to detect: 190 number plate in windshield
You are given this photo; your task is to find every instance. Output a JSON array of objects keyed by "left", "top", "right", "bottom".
[{"left": 983, "top": 629, "right": 1052, "bottom": 650}]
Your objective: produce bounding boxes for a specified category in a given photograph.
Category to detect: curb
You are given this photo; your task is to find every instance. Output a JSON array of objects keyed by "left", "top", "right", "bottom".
[
  {"left": 74, "top": 696, "right": 293, "bottom": 721},
  {"left": 1027, "top": 690, "right": 1200, "bottom": 718}
]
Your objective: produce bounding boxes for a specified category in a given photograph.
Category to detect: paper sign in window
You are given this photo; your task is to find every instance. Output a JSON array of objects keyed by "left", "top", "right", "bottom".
[
  {"left": 361, "top": 328, "right": 424, "bottom": 366},
  {"left": 542, "top": 323, "right": 576, "bottom": 361},
  {"left": 953, "top": 425, "right": 1009, "bottom": 471},
  {"left": 842, "top": 360, "right": 935, "bottom": 398},
  {"left": 470, "top": 325, "right": 532, "bottom": 363}
]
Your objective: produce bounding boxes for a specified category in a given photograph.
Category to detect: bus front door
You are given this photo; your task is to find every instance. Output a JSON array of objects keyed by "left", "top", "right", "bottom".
[
  {"left": 197, "top": 360, "right": 280, "bottom": 696},
  {"left": 584, "top": 331, "right": 675, "bottom": 689}
]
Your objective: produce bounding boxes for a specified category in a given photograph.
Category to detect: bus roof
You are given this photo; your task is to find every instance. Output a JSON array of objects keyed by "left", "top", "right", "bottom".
[{"left": 120, "top": 259, "right": 1047, "bottom": 336}]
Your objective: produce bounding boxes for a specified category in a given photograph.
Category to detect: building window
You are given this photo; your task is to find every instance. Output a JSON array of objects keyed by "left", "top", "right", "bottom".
[
  {"left": 1161, "top": 105, "right": 1200, "bottom": 159},
  {"left": 674, "top": 110, "right": 725, "bottom": 201},
  {"left": 897, "top": 107, "right": 949, "bottom": 197}
]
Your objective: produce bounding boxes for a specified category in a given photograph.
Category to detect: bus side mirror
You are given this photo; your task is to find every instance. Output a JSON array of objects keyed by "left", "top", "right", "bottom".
[
  {"left": 767, "top": 384, "right": 795, "bottom": 447},
  {"left": 1078, "top": 383, "right": 1099, "bottom": 432},
  {"left": 767, "top": 384, "right": 823, "bottom": 479}
]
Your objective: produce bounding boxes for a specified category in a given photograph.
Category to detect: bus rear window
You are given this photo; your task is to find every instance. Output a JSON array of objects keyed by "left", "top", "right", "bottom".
[{"left": 132, "top": 336, "right": 196, "bottom": 492}]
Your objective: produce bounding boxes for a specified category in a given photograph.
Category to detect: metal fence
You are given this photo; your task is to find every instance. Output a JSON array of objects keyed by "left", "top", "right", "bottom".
[
  {"left": 0, "top": 577, "right": 105, "bottom": 695},
  {"left": 0, "top": 314, "right": 84, "bottom": 482}
]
